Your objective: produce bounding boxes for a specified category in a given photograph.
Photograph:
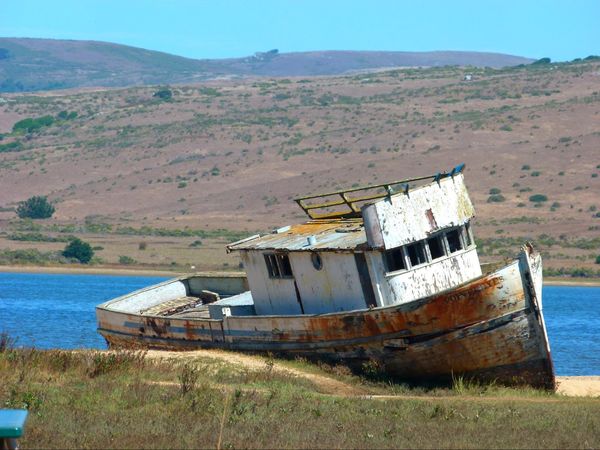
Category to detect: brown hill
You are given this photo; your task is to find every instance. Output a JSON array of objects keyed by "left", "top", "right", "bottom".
[
  {"left": 0, "top": 60, "right": 598, "bottom": 272},
  {"left": 0, "top": 38, "right": 533, "bottom": 92}
]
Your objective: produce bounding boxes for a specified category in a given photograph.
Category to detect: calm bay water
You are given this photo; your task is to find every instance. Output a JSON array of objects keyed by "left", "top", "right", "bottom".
[{"left": 0, "top": 272, "right": 598, "bottom": 375}]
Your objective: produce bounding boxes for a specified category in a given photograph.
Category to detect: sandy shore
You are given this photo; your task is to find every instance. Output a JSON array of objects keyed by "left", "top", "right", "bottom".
[{"left": 556, "top": 376, "right": 600, "bottom": 397}]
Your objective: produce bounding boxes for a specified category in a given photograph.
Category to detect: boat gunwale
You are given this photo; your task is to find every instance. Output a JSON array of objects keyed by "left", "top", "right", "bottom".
[{"left": 96, "top": 271, "right": 245, "bottom": 311}]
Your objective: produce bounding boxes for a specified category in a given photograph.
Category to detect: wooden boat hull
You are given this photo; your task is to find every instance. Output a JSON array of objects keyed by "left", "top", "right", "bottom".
[{"left": 96, "top": 245, "right": 555, "bottom": 389}]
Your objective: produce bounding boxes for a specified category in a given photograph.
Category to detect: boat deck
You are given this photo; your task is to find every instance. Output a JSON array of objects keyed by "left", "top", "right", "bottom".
[
  {"left": 169, "top": 305, "right": 212, "bottom": 319},
  {"left": 140, "top": 296, "right": 202, "bottom": 317}
]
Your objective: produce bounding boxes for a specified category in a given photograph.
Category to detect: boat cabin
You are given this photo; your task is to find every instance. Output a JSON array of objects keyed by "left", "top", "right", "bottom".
[{"left": 226, "top": 165, "right": 482, "bottom": 316}]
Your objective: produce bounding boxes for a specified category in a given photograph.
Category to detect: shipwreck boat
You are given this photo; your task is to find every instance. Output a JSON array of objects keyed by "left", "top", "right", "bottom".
[{"left": 96, "top": 165, "right": 555, "bottom": 389}]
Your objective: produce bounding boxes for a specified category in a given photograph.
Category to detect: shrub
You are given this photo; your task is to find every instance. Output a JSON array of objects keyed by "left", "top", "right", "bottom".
[
  {"left": 596, "top": 255, "right": 600, "bottom": 265},
  {"left": 521, "top": 165, "right": 530, "bottom": 170},
  {"left": 153, "top": 88, "right": 172, "bottom": 100},
  {"left": 12, "top": 115, "right": 55, "bottom": 133},
  {"left": 489, "top": 188, "right": 501, "bottom": 195},
  {"left": 487, "top": 194, "right": 506, "bottom": 203},
  {"left": 529, "top": 194, "right": 548, "bottom": 203},
  {"left": 62, "top": 238, "right": 94, "bottom": 263},
  {"left": 16, "top": 196, "right": 55, "bottom": 219},
  {"left": 0, "top": 141, "right": 23, "bottom": 153},
  {"left": 118, "top": 255, "right": 136, "bottom": 265},
  {"left": 178, "top": 363, "right": 199, "bottom": 395},
  {"left": 57, "top": 110, "right": 77, "bottom": 120}
]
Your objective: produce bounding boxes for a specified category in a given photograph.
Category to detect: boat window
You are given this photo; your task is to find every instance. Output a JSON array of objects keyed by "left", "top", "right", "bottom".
[
  {"left": 446, "top": 229, "right": 463, "bottom": 253},
  {"left": 264, "top": 253, "right": 294, "bottom": 278},
  {"left": 406, "top": 242, "right": 427, "bottom": 267},
  {"left": 384, "top": 247, "right": 406, "bottom": 272},
  {"left": 464, "top": 222, "right": 473, "bottom": 247},
  {"left": 427, "top": 235, "right": 445, "bottom": 260},
  {"left": 311, "top": 252, "right": 323, "bottom": 270},
  {"left": 264, "top": 254, "right": 280, "bottom": 278},
  {"left": 277, "top": 254, "right": 293, "bottom": 277}
]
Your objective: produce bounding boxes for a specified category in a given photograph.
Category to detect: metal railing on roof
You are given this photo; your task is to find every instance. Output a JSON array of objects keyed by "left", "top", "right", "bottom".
[{"left": 294, "top": 164, "right": 465, "bottom": 220}]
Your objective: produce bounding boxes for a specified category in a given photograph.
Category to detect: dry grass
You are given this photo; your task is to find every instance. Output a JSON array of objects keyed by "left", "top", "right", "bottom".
[{"left": 1, "top": 345, "right": 599, "bottom": 449}]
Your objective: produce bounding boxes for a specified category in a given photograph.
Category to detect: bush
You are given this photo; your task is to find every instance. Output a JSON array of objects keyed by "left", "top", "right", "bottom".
[
  {"left": 489, "top": 188, "right": 501, "bottom": 195},
  {"left": 12, "top": 115, "right": 55, "bottom": 133},
  {"left": 16, "top": 196, "right": 55, "bottom": 219},
  {"left": 153, "top": 88, "right": 172, "bottom": 100},
  {"left": 118, "top": 255, "right": 136, "bottom": 265},
  {"left": 62, "top": 238, "right": 94, "bottom": 263},
  {"left": 487, "top": 194, "right": 506, "bottom": 203},
  {"left": 596, "top": 255, "right": 600, "bottom": 265},
  {"left": 529, "top": 194, "right": 548, "bottom": 203},
  {"left": 0, "top": 141, "right": 23, "bottom": 153}
]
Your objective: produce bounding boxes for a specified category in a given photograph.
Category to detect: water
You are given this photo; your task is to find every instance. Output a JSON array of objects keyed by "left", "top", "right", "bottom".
[
  {"left": 0, "top": 272, "right": 168, "bottom": 350},
  {"left": 543, "top": 286, "right": 600, "bottom": 375},
  {"left": 0, "top": 272, "right": 598, "bottom": 375}
]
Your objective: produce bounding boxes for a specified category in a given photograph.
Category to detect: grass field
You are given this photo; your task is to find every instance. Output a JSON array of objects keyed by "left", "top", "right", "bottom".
[{"left": 1, "top": 343, "right": 598, "bottom": 449}]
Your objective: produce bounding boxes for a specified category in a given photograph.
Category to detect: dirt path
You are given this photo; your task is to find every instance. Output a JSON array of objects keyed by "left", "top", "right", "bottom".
[
  {"left": 145, "top": 349, "right": 367, "bottom": 396},
  {"left": 144, "top": 349, "right": 599, "bottom": 400}
]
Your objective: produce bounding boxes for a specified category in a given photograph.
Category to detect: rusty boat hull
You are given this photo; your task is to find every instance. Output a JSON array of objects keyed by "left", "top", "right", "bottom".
[{"left": 96, "top": 245, "right": 555, "bottom": 389}]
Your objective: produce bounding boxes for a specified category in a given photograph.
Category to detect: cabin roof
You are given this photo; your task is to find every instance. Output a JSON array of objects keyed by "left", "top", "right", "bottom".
[
  {"left": 228, "top": 164, "right": 470, "bottom": 253},
  {"left": 227, "top": 219, "right": 367, "bottom": 252}
]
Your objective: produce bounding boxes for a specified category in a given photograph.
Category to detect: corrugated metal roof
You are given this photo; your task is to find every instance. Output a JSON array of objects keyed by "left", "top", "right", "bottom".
[{"left": 227, "top": 219, "right": 368, "bottom": 252}]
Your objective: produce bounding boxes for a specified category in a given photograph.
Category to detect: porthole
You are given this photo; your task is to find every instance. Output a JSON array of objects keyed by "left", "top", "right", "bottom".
[{"left": 311, "top": 252, "right": 323, "bottom": 270}]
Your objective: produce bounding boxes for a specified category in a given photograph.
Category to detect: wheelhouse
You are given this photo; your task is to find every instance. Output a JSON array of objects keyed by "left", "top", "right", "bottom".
[{"left": 227, "top": 165, "right": 482, "bottom": 316}]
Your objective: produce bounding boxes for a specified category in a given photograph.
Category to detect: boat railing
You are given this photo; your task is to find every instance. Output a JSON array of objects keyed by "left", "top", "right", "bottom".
[{"left": 294, "top": 164, "right": 465, "bottom": 220}]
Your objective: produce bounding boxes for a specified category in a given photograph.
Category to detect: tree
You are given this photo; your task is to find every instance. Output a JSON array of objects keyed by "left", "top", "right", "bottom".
[
  {"left": 16, "top": 196, "right": 55, "bottom": 219},
  {"left": 63, "top": 238, "right": 94, "bottom": 264}
]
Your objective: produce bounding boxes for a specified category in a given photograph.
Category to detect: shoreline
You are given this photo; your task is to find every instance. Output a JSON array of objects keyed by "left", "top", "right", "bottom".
[
  {"left": 543, "top": 277, "right": 600, "bottom": 287},
  {"left": 1, "top": 264, "right": 599, "bottom": 286},
  {"left": 0, "top": 264, "right": 183, "bottom": 277}
]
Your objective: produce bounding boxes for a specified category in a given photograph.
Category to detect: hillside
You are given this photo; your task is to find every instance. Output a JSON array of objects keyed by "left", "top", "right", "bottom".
[
  {"left": 0, "top": 38, "right": 534, "bottom": 92},
  {"left": 0, "top": 59, "right": 598, "bottom": 273}
]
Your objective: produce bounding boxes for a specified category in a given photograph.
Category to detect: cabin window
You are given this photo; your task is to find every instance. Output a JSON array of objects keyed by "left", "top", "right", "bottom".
[
  {"left": 384, "top": 247, "right": 406, "bottom": 272},
  {"left": 264, "top": 253, "right": 294, "bottom": 278},
  {"left": 406, "top": 242, "right": 427, "bottom": 267},
  {"left": 464, "top": 222, "right": 473, "bottom": 247},
  {"left": 265, "top": 254, "right": 280, "bottom": 278},
  {"left": 446, "top": 229, "right": 463, "bottom": 253},
  {"left": 311, "top": 252, "right": 323, "bottom": 270},
  {"left": 427, "top": 235, "right": 445, "bottom": 260}
]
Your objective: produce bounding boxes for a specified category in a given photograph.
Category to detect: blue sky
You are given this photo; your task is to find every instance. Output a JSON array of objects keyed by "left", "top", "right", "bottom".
[{"left": 1, "top": 0, "right": 598, "bottom": 61}]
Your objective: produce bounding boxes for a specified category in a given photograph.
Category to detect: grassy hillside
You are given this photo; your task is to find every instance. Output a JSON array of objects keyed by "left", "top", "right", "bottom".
[
  {"left": 0, "top": 58, "right": 598, "bottom": 274},
  {"left": 0, "top": 38, "right": 533, "bottom": 92}
]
